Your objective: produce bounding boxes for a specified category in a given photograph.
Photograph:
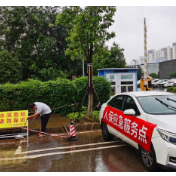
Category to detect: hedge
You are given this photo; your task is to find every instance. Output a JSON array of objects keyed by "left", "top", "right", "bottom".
[
  {"left": 0, "top": 77, "right": 112, "bottom": 114},
  {"left": 0, "top": 79, "right": 78, "bottom": 114}
]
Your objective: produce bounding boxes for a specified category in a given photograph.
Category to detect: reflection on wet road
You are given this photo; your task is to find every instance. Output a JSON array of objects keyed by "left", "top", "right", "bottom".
[{"left": 0, "top": 130, "right": 167, "bottom": 172}]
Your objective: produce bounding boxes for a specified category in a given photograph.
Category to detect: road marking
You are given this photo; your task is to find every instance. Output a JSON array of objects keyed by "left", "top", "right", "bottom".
[
  {"left": 14, "top": 145, "right": 22, "bottom": 155},
  {"left": 50, "top": 130, "right": 101, "bottom": 136},
  {"left": 14, "top": 139, "right": 24, "bottom": 155},
  {"left": 17, "top": 141, "right": 121, "bottom": 155},
  {"left": 0, "top": 144, "right": 126, "bottom": 161}
]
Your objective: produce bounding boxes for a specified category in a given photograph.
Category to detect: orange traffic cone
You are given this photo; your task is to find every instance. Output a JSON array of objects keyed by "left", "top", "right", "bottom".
[{"left": 69, "top": 120, "right": 77, "bottom": 141}]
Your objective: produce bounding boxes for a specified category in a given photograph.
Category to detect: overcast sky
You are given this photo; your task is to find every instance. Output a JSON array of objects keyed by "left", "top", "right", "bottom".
[{"left": 106, "top": 6, "right": 176, "bottom": 64}]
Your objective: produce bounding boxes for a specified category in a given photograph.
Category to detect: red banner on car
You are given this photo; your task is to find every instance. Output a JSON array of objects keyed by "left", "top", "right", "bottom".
[{"left": 102, "top": 106, "right": 157, "bottom": 152}]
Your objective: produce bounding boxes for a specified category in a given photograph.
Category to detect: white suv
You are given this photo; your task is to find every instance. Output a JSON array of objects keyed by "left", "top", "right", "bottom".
[{"left": 99, "top": 91, "right": 176, "bottom": 171}]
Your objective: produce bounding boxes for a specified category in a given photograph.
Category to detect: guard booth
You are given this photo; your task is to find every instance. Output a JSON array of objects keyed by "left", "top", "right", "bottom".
[{"left": 98, "top": 68, "right": 138, "bottom": 95}]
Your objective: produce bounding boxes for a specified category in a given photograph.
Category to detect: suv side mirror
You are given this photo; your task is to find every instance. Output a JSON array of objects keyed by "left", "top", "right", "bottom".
[{"left": 124, "top": 109, "right": 136, "bottom": 116}]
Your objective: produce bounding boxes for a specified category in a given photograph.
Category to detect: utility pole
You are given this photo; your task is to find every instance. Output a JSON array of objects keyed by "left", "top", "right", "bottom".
[{"left": 144, "top": 18, "right": 147, "bottom": 86}]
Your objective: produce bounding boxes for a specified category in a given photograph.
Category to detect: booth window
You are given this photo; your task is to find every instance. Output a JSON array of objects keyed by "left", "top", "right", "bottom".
[
  {"left": 121, "top": 74, "right": 133, "bottom": 79},
  {"left": 121, "top": 81, "right": 133, "bottom": 85},
  {"left": 111, "top": 82, "right": 116, "bottom": 85},
  {"left": 121, "top": 86, "right": 127, "bottom": 93},
  {"left": 110, "top": 75, "right": 114, "bottom": 79}
]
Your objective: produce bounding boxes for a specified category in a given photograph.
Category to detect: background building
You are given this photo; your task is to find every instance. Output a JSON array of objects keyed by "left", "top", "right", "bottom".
[
  {"left": 148, "top": 49, "right": 156, "bottom": 63},
  {"left": 129, "top": 42, "right": 176, "bottom": 66},
  {"left": 128, "top": 42, "right": 176, "bottom": 77},
  {"left": 159, "top": 60, "right": 176, "bottom": 79}
]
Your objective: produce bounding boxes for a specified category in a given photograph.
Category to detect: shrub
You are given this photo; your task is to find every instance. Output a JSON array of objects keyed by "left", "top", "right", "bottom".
[
  {"left": 169, "top": 71, "right": 176, "bottom": 79},
  {"left": 0, "top": 76, "right": 112, "bottom": 116},
  {"left": 67, "top": 107, "right": 100, "bottom": 123},
  {"left": 0, "top": 78, "right": 78, "bottom": 114},
  {"left": 173, "top": 87, "right": 176, "bottom": 92},
  {"left": 149, "top": 73, "right": 158, "bottom": 79},
  {"left": 167, "top": 87, "right": 174, "bottom": 91}
]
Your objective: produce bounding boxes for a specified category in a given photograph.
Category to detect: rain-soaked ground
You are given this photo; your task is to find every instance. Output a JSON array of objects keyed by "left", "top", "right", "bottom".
[
  {"left": 0, "top": 130, "right": 167, "bottom": 172},
  {"left": 0, "top": 88, "right": 172, "bottom": 172}
]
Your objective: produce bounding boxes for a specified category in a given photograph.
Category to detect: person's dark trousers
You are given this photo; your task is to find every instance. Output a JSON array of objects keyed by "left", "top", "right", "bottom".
[{"left": 40, "top": 113, "right": 51, "bottom": 133}]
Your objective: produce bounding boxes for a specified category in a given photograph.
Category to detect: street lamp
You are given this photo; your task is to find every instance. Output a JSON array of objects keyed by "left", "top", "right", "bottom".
[{"left": 133, "top": 59, "right": 137, "bottom": 68}]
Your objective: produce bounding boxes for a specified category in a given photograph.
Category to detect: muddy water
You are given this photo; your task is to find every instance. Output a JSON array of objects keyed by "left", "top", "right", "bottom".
[{"left": 30, "top": 114, "right": 70, "bottom": 129}]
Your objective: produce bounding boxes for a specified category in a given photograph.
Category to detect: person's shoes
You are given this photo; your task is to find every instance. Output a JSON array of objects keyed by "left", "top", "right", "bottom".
[{"left": 37, "top": 134, "right": 45, "bottom": 138}]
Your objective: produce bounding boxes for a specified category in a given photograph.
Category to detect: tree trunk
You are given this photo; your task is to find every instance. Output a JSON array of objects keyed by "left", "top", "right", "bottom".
[
  {"left": 87, "top": 63, "right": 93, "bottom": 114},
  {"left": 87, "top": 41, "right": 93, "bottom": 114}
]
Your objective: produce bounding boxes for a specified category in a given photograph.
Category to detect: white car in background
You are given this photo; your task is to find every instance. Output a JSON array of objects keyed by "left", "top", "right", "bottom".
[
  {"left": 158, "top": 79, "right": 168, "bottom": 88},
  {"left": 152, "top": 79, "right": 159, "bottom": 83},
  {"left": 163, "top": 79, "right": 173, "bottom": 88},
  {"left": 152, "top": 79, "right": 164, "bottom": 88},
  {"left": 137, "top": 80, "right": 141, "bottom": 88},
  {"left": 99, "top": 91, "right": 176, "bottom": 171},
  {"left": 166, "top": 79, "right": 176, "bottom": 87}
]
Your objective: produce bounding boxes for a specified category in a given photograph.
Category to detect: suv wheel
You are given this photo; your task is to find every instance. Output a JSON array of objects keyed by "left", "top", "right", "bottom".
[
  {"left": 139, "top": 144, "right": 157, "bottom": 171},
  {"left": 101, "top": 122, "right": 113, "bottom": 141}
]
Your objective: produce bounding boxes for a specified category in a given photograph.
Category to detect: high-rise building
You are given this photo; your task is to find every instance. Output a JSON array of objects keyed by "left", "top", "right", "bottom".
[
  {"left": 173, "top": 43, "right": 176, "bottom": 60},
  {"left": 148, "top": 49, "right": 156, "bottom": 63},
  {"left": 128, "top": 42, "right": 176, "bottom": 76}
]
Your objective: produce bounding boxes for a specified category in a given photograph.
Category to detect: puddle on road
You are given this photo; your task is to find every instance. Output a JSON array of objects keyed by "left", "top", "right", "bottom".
[
  {"left": 0, "top": 136, "right": 63, "bottom": 172},
  {"left": 26, "top": 136, "right": 63, "bottom": 172}
]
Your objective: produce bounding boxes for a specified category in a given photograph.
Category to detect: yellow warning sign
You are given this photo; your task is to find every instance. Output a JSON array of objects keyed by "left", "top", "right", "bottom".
[{"left": 0, "top": 110, "right": 28, "bottom": 129}]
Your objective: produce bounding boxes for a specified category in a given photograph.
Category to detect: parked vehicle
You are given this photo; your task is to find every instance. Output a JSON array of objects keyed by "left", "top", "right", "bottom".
[
  {"left": 163, "top": 79, "right": 173, "bottom": 88},
  {"left": 99, "top": 91, "right": 176, "bottom": 171},
  {"left": 152, "top": 80, "right": 163, "bottom": 88},
  {"left": 151, "top": 79, "right": 160, "bottom": 87},
  {"left": 153, "top": 79, "right": 168, "bottom": 88},
  {"left": 166, "top": 79, "right": 176, "bottom": 87},
  {"left": 159, "top": 79, "right": 168, "bottom": 88},
  {"left": 152, "top": 79, "right": 159, "bottom": 84}
]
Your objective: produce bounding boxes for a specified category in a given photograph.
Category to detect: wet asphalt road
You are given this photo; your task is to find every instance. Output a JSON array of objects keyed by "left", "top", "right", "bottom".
[
  {"left": 0, "top": 130, "right": 167, "bottom": 172},
  {"left": 0, "top": 88, "right": 170, "bottom": 172}
]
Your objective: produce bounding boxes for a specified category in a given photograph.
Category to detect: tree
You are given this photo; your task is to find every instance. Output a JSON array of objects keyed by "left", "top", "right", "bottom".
[
  {"left": 0, "top": 6, "right": 85, "bottom": 81},
  {"left": 137, "top": 66, "right": 144, "bottom": 80},
  {"left": 169, "top": 71, "right": 176, "bottom": 79},
  {"left": 93, "top": 42, "right": 126, "bottom": 75},
  {"left": 0, "top": 50, "right": 22, "bottom": 84},
  {"left": 149, "top": 73, "right": 158, "bottom": 79},
  {"left": 56, "top": 6, "right": 116, "bottom": 113}
]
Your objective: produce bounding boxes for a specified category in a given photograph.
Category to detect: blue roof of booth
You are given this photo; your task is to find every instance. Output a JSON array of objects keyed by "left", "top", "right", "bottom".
[{"left": 97, "top": 68, "right": 138, "bottom": 71}]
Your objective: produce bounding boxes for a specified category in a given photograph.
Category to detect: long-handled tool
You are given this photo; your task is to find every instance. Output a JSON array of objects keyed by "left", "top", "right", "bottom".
[
  {"left": 14, "top": 118, "right": 35, "bottom": 140},
  {"left": 63, "top": 124, "right": 70, "bottom": 137}
]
